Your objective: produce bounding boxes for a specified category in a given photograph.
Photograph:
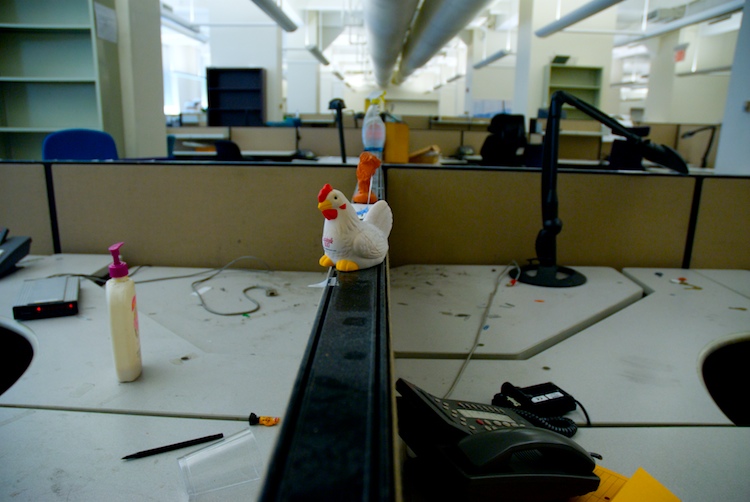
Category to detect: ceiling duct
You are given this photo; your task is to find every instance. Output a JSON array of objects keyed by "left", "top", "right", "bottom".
[
  {"left": 647, "top": 6, "right": 687, "bottom": 23},
  {"left": 363, "top": 0, "right": 420, "bottom": 88},
  {"left": 615, "top": 0, "right": 744, "bottom": 46},
  {"left": 394, "top": 0, "right": 495, "bottom": 85}
]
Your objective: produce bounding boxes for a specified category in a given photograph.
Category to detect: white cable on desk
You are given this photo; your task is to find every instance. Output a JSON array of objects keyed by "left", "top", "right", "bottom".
[{"left": 443, "top": 261, "right": 520, "bottom": 399}]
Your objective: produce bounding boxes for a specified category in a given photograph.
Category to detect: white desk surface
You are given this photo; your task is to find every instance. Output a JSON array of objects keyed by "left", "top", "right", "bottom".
[
  {"left": 696, "top": 269, "right": 750, "bottom": 299},
  {"left": 0, "top": 407, "right": 265, "bottom": 501},
  {"left": 394, "top": 267, "right": 749, "bottom": 426},
  {"left": 0, "top": 255, "right": 326, "bottom": 501},
  {"left": 173, "top": 150, "right": 297, "bottom": 158},
  {"left": 1, "top": 256, "right": 326, "bottom": 420},
  {"left": 390, "top": 265, "right": 643, "bottom": 359},
  {"left": 4, "top": 258, "right": 749, "bottom": 500},
  {"left": 395, "top": 266, "right": 750, "bottom": 501}
]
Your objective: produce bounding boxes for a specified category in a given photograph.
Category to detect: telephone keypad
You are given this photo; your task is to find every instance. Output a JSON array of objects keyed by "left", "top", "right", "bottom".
[{"left": 429, "top": 394, "right": 526, "bottom": 434}]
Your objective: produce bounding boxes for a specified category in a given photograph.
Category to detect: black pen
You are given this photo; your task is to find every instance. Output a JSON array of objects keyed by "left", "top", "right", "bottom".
[{"left": 122, "top": 433, "right": 224, "bottom": 460}]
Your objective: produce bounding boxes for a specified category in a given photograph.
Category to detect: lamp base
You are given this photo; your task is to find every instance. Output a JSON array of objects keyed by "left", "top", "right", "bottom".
[{"left": 511, "top": 264, "right": 586, "bottom": 288}]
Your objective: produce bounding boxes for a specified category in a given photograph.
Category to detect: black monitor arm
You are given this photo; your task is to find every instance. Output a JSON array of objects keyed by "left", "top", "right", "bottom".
[
  {"left": 513, "top": 90, "right": 688, "bottom": 288},
  {"left": 681, "top": 124, "right": 717, "bottom": 168},
  {"left": 328, "top": 98, "right": 347, "bottom": 163}
]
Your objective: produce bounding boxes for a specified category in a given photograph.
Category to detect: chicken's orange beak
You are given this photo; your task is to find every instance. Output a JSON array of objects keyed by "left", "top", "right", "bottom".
[{"left": 318, "top": 199, "right": 338, "bottom": 220}]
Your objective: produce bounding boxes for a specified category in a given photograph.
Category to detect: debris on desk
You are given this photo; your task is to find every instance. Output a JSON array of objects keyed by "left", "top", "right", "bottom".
[
  {"left": 670, "top": 277, "right": 702, "bottom": 290},
  {"left": 248, "top": 413, "right": 280, "bottom": 427}
]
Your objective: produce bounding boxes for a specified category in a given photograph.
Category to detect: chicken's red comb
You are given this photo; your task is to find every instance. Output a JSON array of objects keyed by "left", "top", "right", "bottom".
[{"left": 318, "top": 183, "right": 333, "bottom": 202}]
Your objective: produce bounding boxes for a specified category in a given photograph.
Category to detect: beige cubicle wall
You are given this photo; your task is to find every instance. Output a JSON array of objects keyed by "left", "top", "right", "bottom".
[
  {"left": 408, "top": 130, "right": 462, "bottom": 158},
  {"left": 0, "top": 163, "right": 55, "bottom": 255},
  {"left": 3, "top": 160, "right": 746, "bottom": 274},
  {"left": 462, "top": 131, "right": 491, "bottom": 154},
  {"left": 230, "top": 127, "right": 297, "bottom": 151},
  {"left": 297, "top": 127, "right": 365, "bottom": 158},
  {"left": 691, "top": 177, "right": 750, "bottom": 270},
  {"left": 386, "top": 167, "right": 695, "bottom": 270},
  {"left": 51, "top": 163, "right": 356, "bottom": 271}
]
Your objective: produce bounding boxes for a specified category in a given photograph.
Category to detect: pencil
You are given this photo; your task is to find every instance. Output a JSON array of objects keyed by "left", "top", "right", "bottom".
[{"left": 122, "top": 433, "right": 224, "bottom": 460}]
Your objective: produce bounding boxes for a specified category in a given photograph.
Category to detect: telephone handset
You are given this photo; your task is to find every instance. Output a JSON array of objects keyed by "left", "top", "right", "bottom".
[{"left": 396, "top": 378, "right": 600, "bottom": 501}]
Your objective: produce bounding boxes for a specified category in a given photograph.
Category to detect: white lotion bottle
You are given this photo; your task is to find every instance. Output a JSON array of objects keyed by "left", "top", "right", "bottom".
[{"left": 106, "top": 242, "right": 142, "bottom": 382}]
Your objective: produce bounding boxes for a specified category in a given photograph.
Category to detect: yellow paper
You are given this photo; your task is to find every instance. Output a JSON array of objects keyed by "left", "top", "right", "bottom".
[
  {"left": 569, "top": 466, "right": 680, "bottom": 502},
  {"left": 569, "top": 465, "right": 628, "bottom": 502},
  {"left": 611, "top": 467, "right": 680, "bottom": 502}
]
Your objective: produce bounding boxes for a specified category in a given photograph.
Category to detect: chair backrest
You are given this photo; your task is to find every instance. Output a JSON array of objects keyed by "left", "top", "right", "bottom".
[
  {"left": 608, "top": 126, "right": 650, "bottom": 171},
  {"left": 214, "top": 140, "right": 244, "bottom": 161},
  {"left": 42, "top": 128, "right": 119, "bottom": 161},
  {"left": 481, "top": 114, "right": 527, "bottom": 167}
]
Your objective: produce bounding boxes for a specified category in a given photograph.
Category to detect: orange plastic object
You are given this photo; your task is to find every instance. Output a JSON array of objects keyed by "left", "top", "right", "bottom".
[{"left": 352, "top": 152, "right": 381, "bottom": 204}]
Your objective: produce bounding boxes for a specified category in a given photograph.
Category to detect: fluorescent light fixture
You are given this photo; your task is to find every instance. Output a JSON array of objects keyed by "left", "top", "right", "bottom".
[
  {"left": 161, "top": 9, "right": 208, "bottom": 42},
  {"left": 473, "top": 49, "right": 510, "bottom": 70},
  {"left": 306, "top": 45, "right": 330, "bottom": 66},
  {"left": 250, "top": 0, "right": 298, "bottom": 32},
  {"left": 676, "top": 65, "right": 732, "bottom": 77},
  {"left": 535, "top": 0, "right": 625, "bottom": 38},
  {"left": 615, "top": 0, "right": 744, "bottom": 47}
]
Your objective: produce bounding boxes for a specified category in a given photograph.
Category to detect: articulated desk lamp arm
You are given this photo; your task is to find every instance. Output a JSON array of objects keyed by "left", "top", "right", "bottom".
[{"left": 513, "top": 90, "right": 688, "bottom": 288}]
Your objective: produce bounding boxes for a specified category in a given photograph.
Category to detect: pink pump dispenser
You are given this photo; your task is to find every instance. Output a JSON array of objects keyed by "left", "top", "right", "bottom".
[
  {"left": 108, "top": 242, "right": 129, "bottom": 278},
  {"left": 105, "top": 241, "right": 142, "bottom": 382}
]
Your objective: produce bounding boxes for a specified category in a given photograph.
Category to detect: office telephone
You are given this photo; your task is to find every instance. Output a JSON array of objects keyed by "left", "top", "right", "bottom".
[{"left": 396, "top": 378, "right": 600, "bottom": 501}]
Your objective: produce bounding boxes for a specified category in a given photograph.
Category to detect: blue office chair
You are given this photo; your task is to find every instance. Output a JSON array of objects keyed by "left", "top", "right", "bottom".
[{"left": 42, "top": 128, "right": 119, "bottom": 161}]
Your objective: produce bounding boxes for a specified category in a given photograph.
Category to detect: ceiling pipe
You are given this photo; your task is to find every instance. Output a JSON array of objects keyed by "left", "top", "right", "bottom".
[
  {"left": 614, "top": 0, "right": 745, "bottom": 47},
  {"left": 535, "top": 0, "right": 625, "bottom": 38},
  {"left": 394, "top": 0, "right": 495, "bottom": 85},
  {"left": 250, "top": 0, "right": 298, "bottom": 32},
  {"left": 473, "top": 48, "right": 511, "bottom": 70},
  {"left": 363, "top": 0, "right": 420, "bottom": 88}
]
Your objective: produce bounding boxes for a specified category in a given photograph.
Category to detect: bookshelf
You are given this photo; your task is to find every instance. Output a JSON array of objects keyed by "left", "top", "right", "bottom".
[
  {"left": 543, "top": 65, "right": 603, "bottom": 120},
  {"left": 207, "top": 68, "right": 266, "bottom": 127},
  {"left": 0, "top": 0, "right": 123, "bottom": 159}
]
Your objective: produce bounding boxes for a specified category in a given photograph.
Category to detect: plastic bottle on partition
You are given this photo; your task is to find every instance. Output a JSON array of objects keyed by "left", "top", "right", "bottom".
[
  {"left": 106, "top": 242, "right": 142, "bottom": 382},
  {"left": 362, "top": 92, "right": 386, "bottom": 160}
]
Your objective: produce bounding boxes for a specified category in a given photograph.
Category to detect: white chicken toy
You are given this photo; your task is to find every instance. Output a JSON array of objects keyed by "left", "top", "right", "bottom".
[{"left": 318, "top": 183, "right": 393, "bottom": 272}]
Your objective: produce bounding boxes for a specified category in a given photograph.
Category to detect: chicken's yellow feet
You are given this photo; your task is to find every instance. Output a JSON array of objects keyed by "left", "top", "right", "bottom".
[
  {"left": 336, "top": 260, "right": 360, "bottom": 272},
  {"left": 319, "top": 255, "right": 335, "bottom": 268}
]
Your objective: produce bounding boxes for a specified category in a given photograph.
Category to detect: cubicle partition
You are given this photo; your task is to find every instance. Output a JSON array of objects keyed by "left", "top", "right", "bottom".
[
  {"left": 230, "top": 127, "right": 297, "bottom": 151},
  {"left": 691, "top": 177, "right": 750, "bottom": 269},
  {"left": 0, "top": 163, "right": 55, "bottom": 255},
  {"left": 2, "top": 160, "right": 748, "bottom": 271},
  {"left": 50, "top": 163, "right": 355, "bottom": 271},
  {"left": 297, "top": 127, "right": 365, "bottom": 158},
  {"left": 386, "top": 167, "right": 697, "bottom": 270}
]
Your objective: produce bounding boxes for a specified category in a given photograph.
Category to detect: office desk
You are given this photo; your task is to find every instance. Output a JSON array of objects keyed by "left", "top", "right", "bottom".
[
  {"left": 172, "top": 150, "right": 298, "bottom": 162},
  {"left": 393, "top": 265, "right": 750, "bottom": 500},
  {"left": 0, "top": 255, "right": 327, "bottom": 500},
  {"left": 0, "top": 407, "right": 250, "bottom": 500},
  {"left": 391, "top": 265, "right": 642, "bottom": 359}
]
